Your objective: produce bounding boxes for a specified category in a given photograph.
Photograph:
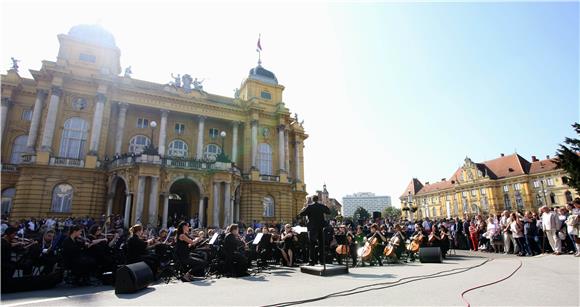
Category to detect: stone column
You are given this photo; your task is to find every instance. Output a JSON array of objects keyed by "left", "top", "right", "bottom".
[
  {"left": 40, "top": 86, "right": 63, "bottom": 152},
  {"left": 277, "top": 125, "right": 286, "bottom": 171},
  {"left": 230, "top": 198, "right": 235, "bottom": 224},
  {"left": 251, "top": 120, "right": 258, "bottom": 168},
  {"left": 162, "top": 193, "right": 169, "bottom": 229},
  {"left": 0, "top": 98, "right": 11, "bottom": 142},
  {"left": 26, "top": 90, "right": 47, "bottom": 152},
  {"left": 284, "top": 130, "right": 290, "bottom": 174},
  {"left": 114, "top": 103, "right": 128, "bottom": 154},
  {"left": 234, "top": 198, "right": 240, "bottom": 223},
  {"left": 196, "top": 116, "right": 206, "bottom": 159},
  {"left": 294, "top": 141, "right": 302, "bottom": 181},
  {"left": 148, "top": 177, "right": 159, "bottom": 227},
  {"left": 198, "top": 198, "right": 205, "bottom": 228},
  {"left": 223, "top": 182, "right": 231, "bottom": 226},
  {"left": 135, "top": 176, "right": 146, "bottom": 223},
  {"left": 124, "top": 193, "right": 132, "bottom": 229},
  {"left": 89, "top": 93, "right": 107, "bottom": 154},
  {"left": 158, "top": 110, "right": 169, "bottom": 156},
  {"left": 231, "top": 122, "right": 239, "bottom": 164},
  {"left": 213, "top": 182, "right": 220, "bottom": 227},
  {"left": 106, "top": 182, "right": 116, "bottom": 216}
]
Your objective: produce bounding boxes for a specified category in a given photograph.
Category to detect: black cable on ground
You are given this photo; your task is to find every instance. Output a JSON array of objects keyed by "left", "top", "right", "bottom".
[
  {"left": 460, "top": 259, "right": 523, "bottom": 307},
  {"left": 262, "top": 258, "right": 492, "bottom": 307}
]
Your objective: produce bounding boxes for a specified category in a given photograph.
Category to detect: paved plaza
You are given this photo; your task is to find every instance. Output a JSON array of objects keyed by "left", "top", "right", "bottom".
[{"left": 1, "top": 251, "right": 578, "bottom": 306}]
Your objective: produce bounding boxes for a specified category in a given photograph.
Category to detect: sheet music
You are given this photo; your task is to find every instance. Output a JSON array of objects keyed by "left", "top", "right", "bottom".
[
  {"left": 292, "top": 226, "right": 308, "bottom": 234},
  {"left": 208, "top": 233, "right": 219, "bottom": 245},
  {"left": 252, "top": 233, "right": 263, "bottom": 245}
]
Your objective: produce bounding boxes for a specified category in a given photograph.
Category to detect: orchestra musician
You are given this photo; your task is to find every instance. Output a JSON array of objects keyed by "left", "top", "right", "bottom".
[
  {"left": 364, "top": 223, "right": 387, "bottom": 266},
  {"left": 335, "top": 224, "right": 357, "bottom": 267},
  {"left": 175, "top": 222, "right": 207, "bottom": 282},
  {"left": 389, "top": 224, "right": 407, "bottom": 262},
  {"left": 2, "top": 227, "right": 23, "bottom": 283},
  {"left": 29, "top": 229, "right": 58, "bottom": 274},
  {"left": 62, "top": 225, "right": 97, "bottom": 285},
  {"left": 438, "top": 225, "right": 450, "bottom": 258},
  {"left": 126, "top": 224, "right": 160, "bottom": 278},
  {"left": 408, "top": 223, "right": 427, "bottom": 261},
  {"left": 222, "top": 224, "right": 249, "bottom": 277},
  {"left": 280, "top": 224, "right": 298, "bottom": 267},
  {"left": 87, "top": 224, "right": 116, "bottom": 273}
]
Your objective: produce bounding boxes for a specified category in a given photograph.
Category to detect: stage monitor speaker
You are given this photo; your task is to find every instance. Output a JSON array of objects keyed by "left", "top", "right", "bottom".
[
  {"left": 115, "top": 262, "right": 153, "bottom": 294},
  {"left": 419, "top": 247, "right": 442, "bottom": 263}
]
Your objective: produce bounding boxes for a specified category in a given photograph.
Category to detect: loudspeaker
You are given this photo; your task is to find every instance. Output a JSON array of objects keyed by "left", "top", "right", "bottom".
[
  {"left": 115, "top": 262, "right": 153, "bottom": 294},
  {"left": 419, "top": 247, "right": 443, "bottom": 263}
]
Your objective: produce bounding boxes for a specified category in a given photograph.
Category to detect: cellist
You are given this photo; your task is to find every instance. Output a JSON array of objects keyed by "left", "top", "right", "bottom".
[
  {"left": 362, "top": 223, "right": 386, "bottom": 266},
  {"left": 409, "top": 223, "right": 427, "bottom": 261}
]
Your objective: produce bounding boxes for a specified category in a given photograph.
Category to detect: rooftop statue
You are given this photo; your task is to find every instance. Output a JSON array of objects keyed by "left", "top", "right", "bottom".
[
  {"left": 170, "top": 73, "right": 181, "bottom": 88},
  {"left": 193, "top": 78, "right": 204, "bottom": 91},
  {"left": 124, "top": 66, "right": 132, "bottom": 78},
  {"left": 10, "top": 57, "right": 19, "bottom": 71},
  {"left": 182, "top": 74, "right": 193, "bottom": 93}
]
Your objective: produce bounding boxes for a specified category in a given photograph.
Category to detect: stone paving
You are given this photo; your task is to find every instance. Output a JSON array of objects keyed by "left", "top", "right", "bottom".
[{"left": 1, "top": 251, "right": 578, "bottom": 306}]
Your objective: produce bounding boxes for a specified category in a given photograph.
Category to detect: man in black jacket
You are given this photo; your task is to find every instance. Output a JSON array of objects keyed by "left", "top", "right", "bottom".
[{"left": 299, "top": 196, "right": 330, "bottom": 265}]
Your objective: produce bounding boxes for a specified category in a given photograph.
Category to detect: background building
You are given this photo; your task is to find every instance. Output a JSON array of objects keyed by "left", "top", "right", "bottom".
[
  {"left": 400, "top": 153, "right": 579, "bottom": 220},
  {"left": 314, "top": 184, "right": 342, "bottom": 215},
  {"left": 342, "top": 192, "right": 392, "bottom": 217},
  {"left": 0, "top": 24, "right": 308, "bottom": 228}
]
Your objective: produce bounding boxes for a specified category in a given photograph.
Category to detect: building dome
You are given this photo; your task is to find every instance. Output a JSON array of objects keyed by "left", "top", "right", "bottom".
[
  {"left": 68, "top": 24, "right": 116, "bottom": 48},
  {"left": 248, "top": 64, "right": 278, "bottom": 85}
]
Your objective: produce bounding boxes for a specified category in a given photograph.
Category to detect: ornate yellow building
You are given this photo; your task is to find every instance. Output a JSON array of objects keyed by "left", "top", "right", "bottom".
[
  {"left": 1, "top": 24, "right": 308, "bottom": 228},
  {"left": 400, "top": 153, "right": 579, "bottom": 220}
]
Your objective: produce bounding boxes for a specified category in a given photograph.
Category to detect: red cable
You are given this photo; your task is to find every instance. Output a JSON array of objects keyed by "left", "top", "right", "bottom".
[{"left": 460, "top": 259, "right": 523, "bottom": 307}]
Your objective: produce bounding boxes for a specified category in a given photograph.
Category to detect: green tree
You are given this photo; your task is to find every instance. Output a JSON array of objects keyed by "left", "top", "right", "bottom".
[
  {"left": 555, "top": 123, "right": 580, "bottom": 194},
  {"left": 353, "top": 206, "right": 370, "bottom": 221},
  {"left": 328, "top": 206, "right": 339, "bottom": 220},
  {"left": 382, "top": 207, "right": 402, "bottom": 221}
]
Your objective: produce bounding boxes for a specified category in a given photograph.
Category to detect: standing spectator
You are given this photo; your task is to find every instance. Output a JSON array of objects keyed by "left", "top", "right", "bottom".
[
  {"left": 510, "top": 212, "right": 526, "bottom": 256},
  {"left": 462, "top": 217, "right": 471, "bottom": 250},
  {"left": 468, "top": 221, "right": 479, "bottom": 251},
  {"left": 523, "top": 211, "right": 541, "bottom": 256},
  {"left": 540, "top": 206, "right": 561, "bottom": 255},
  {"left": 500, "top": 211, "right": 514, "bottom": 254}
]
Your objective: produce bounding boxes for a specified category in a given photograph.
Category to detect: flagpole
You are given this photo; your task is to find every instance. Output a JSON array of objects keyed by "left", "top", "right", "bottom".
[{"left": 257, "top": 33, "right": 262, "bottom": 65}]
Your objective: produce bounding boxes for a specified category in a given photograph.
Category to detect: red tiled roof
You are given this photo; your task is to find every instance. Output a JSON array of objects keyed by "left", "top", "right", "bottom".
[
  {"left": 482, "top": 154, "right": 530, "bottom": 179},
  {"left": 416, "top": 180, "right": 453, "bottom": 196},
  {"left": 529, "top": 158, "right": 558, "bottom": 174},
  {"left": 400, "top": 178, "right": 423, "bottom": 198}
]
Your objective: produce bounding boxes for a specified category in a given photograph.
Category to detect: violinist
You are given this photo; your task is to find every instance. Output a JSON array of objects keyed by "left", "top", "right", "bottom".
[
  {"left": 223, "top": 224, "right": 249, "bottom": 277},
  {"left": 2, "top": 227, "right": 21, "bottom": 283},
  {"left": 175, "top": 222, "right": 207, "bottom": 282},
  {"left": 280, "top": 224, "right": 298, "bottom": 267},
  {"left": 30, "top": 229, "right": 58, "bottom": 274},
  {"left": 438, "top": 225, "right": 450, "bottom": 258},
  {"left": 126, "top": 224, "right": 160, "bottom": 278},
  {"left": 364, "top": 223, "right": 387, "bottom": 266},
  {"left": 87, "top": 224, "right": 115, "bottom": 273},
  {"left": 62, "top": 225, "right": 96, "bottom": 285}
]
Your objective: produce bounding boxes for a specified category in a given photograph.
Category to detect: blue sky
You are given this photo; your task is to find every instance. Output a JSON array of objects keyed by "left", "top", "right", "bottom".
[{"left": 2, "top": 1, "right": 578, "bottom": 206}]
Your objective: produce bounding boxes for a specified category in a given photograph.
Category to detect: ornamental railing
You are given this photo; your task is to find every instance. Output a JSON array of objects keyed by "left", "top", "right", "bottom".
[
  {"left": 260, "top": 175, "right": 280, "bottom": 182},
  {"left": 21, "top": 154, "right": 36, "bottom": 164},
  {"left": 1, "top": 164, "right": 18, "bottom": 172},
  {"left": 162, "top": 157, "right": 231, "bottom": 171}
]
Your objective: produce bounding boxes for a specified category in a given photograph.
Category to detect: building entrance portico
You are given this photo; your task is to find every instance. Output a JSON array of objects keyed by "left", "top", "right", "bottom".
[{"left": 167, "top": 178, "right": 201, "bottom": 227}]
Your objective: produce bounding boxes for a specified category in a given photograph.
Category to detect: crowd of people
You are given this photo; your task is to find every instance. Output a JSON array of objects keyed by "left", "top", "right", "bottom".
[{"left": 2, "top": 197, "right": 579, "bottom": 293}]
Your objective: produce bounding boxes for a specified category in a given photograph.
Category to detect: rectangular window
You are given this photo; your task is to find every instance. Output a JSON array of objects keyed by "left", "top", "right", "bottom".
[
  {"left": 471, "top": 190, "right": 477, "bottom": 196},
  {"left": 503, "top": 185, "right": 509, "bottom": 192},
  {"left": 546, "top": 178, "right": 555, "bottom": 186},
  {"left": 175, "top": 123, "right": 185, "bottom": 134},
  {"left": 260, "top": 91, "right": 272, "bottom": 100},
  {"left": 137, "top": 118, "right": 149, "bottom": 129},
  {"left": 79, "top": 53, "right": 96, "bottom": 63},
  {"left": 480, "top": 188, "right": 486, "bottom": 195},
  {"left": 21, "top": 109, "right": 33, "bottom": 121},
  {"left": 209, "top": 128, "right": 219, "bottom": 139},
  {"left": 462, "top": 191, "right": 468, "bottom": 197},
  {"left": 533, "top": 180, "right": 540, "bottom": 188}
]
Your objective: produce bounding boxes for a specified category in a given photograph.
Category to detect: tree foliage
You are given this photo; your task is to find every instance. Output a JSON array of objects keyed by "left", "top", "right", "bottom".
[
  {"left": 555, "top": 123, "right": 580, "bottom": 194},
  {"left": 352, "top": 206, "right": 370, "bottom": 221},
  {"left": 382, "top": 206, "right": 402, "bottom": 220}
]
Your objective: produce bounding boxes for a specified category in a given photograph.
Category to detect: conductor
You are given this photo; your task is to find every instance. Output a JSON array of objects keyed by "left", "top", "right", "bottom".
[{"left": 299, "top": 195, "right": 330, "bottom": 266}]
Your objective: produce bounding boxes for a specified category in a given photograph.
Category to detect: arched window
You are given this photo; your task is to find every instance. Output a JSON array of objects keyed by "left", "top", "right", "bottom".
[
  {"left": 565, "top": 191, "right": 573, "bottom": 203},
  {"left": 257, "top": 143, "right": 272, "bottom": 175},
  {"left": 550, "top": 192, "right": 556, "bottom": 205},
  {"left": 482, "top": 197, "right": 489, "bottom": 212},
  {"left": 263, "top": 196, "right": 275, "bottom": 217},
  {"left": 59, "top": 117, "right": 88, "bottom": 159},
  {"left": 167, "top": 139, "right": 188, "bottom": 157},
  {"left": 462, "top": 197, "right": 468, "bottom": 214},
  {"left": 204, "top": 144, "right": 221, "bottom": 160},
  {"left": 504, "top": 194, "right": 512, "bottom": 211},
  {"left": 51, "top": 183, "right": 73, "bottom": 213},
  {"left": 128, "top": 135, "right": 151, "bottom": 154},
  {"left": 515, "top": 191, "right": 524, "bottom": 211},
  {"left": 10, "top": 135, "right": 28, "bottom": 164},
  {"left": 453, "top": 202, "right": 459, "bottom": 216},
  {"left": 1, "top": 188, "right": 16, "bottom": 215}
]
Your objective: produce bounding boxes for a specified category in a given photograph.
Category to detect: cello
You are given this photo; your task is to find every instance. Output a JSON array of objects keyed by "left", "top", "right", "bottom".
[
  {"left": 409, "top": 233, "right": 424, "bottom": 253},
  {"left": 361, "top": 235, "right": 378, "bottom": 261},
  {"left": 383, "top": 235, "right": 401, "bottom": 257}
]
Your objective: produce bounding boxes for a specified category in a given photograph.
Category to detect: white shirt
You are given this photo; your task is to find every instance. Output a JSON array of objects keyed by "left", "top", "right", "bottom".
[{"left": 541, "top": 211, "right": 557, "bottom": 231}]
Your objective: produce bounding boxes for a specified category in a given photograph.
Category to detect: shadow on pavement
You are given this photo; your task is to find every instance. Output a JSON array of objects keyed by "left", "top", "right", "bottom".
[
  {"left": 347, "top": 272, "right": 396, "bottom": 279},
  {"left": 115, "top": 287, "right": 156, "bottom": 299}
]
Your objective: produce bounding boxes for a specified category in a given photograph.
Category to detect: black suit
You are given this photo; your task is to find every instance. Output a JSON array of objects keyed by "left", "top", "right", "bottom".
[{"left": 299, "top": 202, "right": 330, "bottom": 265}]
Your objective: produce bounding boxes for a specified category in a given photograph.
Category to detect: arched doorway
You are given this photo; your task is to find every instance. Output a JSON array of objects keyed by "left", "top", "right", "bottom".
[
  {"left": 168, "top": 179, "right": 201, "bottom": 227},
  {"left": 111, "top": 178, "right": 127, "bottom": 216}
]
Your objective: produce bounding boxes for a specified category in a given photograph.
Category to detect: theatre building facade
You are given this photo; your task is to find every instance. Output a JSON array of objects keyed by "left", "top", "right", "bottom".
[{"left": 1, "top": 25, "right": 308, "bottom": 228}]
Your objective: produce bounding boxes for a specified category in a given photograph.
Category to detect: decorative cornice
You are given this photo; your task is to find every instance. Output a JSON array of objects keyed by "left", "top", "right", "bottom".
[
  {"left": 96, "top": 93, "right": 107, "bottom": 103},
  {"left": 50, "top": 86, "right": 63, "bottom": 97}
]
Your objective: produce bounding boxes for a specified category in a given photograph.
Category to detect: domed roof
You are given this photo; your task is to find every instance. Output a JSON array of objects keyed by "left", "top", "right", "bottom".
[
  {"left": 248, "top": 64, "right": 278, "bottom": 85},
  {"left": 68, "top": 24, "right": 116, "bottom": 48}
]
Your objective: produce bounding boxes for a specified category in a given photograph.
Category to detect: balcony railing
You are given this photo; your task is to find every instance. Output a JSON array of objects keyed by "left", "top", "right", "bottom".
[
  {"left": 260, "top": 175, "right": 280, "bottom": 182},
  {"left": 162, "top": 157, "right": 231, "bottom": 171},
  {"left": 21, "top": 154, "right": 36, "bottom": 164},
  {"left": 50, "top": 157, "right": 84, "bottom": 167},
  {"left": 242, "top": 173, "right": 251, "bottom": 180},
  {"left": 1, "top": 164, "right": 18, "bottom": 172},
  {"left": 108, "top": 156, "right": 136, "bottom": 168}
]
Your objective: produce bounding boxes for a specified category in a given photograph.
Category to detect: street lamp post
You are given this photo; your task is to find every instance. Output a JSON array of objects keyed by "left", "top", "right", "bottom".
[
  {"left": 407, "top": 192, "right": 414, "bottom": 222},
  {"left": 146, "top": 120, "right": 158, "bottom": 155},
  {"left": 216, "top": 130, "right": 230, "bottom": 162}
]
